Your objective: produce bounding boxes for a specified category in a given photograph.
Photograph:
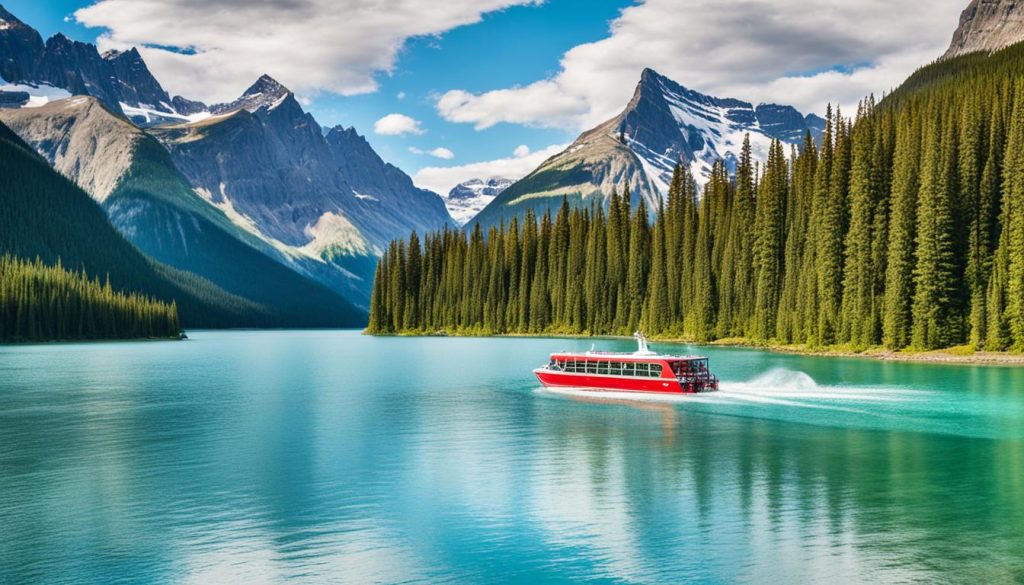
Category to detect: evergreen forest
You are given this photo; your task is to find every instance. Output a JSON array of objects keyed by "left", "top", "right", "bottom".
[
  {"left": 0, "top": 255, "right": 180, "bottom": 342},
  {"left": 368, "top": 45, "right": 1024, "bottom": 353}
]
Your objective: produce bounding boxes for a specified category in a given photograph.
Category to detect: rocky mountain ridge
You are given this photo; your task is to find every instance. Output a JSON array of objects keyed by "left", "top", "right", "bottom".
[
  {"left": 943, "top": 0, "right": 1024, "bottom": 60},
  {"left": 0, "top": 5, "right": 175, "bottom": 116}
]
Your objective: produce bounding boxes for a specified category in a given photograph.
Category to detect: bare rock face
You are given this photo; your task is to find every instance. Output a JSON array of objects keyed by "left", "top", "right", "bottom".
[
  {"left": 942, "top": 0, "right": 1024, "bottom": 60},
  {"left": 151, "top": 75, "right": 455, "bottom": 256}
]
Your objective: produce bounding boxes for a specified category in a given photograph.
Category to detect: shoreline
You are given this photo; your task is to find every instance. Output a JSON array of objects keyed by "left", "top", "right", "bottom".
[{"left": 367, "top": 330, "right": 1024, "bottom": 367}]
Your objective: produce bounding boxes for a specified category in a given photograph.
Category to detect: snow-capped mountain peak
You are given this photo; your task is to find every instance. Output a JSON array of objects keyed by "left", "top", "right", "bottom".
[
  {"left": 444, "top": 177, "right": 513, "bottom": 225},
  {"left": 210, "top": 74, "right": 292, "bottom": 115},
  {"left": 621, "top": 67, "right": 823, "bottom": 192},
  {"left": 469, "top": 67, "right": 823, "bottom": 230}
]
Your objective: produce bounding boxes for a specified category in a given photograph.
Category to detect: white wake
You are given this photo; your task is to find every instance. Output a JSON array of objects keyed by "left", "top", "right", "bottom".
[{"left": 536, "top": 368, "right": 927, "bottom": 412}]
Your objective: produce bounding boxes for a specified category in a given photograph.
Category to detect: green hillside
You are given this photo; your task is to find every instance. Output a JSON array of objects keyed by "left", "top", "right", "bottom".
[{"left": 0, "top": 120, "right": 265, "bottom": 328}]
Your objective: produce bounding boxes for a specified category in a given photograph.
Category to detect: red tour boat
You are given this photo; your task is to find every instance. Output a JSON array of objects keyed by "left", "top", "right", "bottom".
[{"left": 534, "top": 333, "right": 719, "bottom": 394}]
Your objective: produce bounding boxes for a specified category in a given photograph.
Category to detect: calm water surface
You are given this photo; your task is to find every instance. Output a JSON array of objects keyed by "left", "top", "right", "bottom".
[{"left": 2, "top": 331, "right": 1024, "bottom": 584}]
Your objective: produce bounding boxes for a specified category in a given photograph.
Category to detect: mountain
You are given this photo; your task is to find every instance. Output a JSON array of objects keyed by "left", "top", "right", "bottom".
[
  {"left": 150, "top": 76, "right": 455, "bottom": 270},
  {"left": 0, "top": 7, "right": 452, "bottom": 312},
  {"left": 943, "top": 0, "right": 1024, "bottom": 60},
  {"left": 0, "top": 97, "right": 368, "bottom": 326},
  {"left": 0, "top": 5, "right": 191, "bottom": 121},
  {"left": 445, "top": 177, "right": 513, "bottom": 225},
  {"left": 469, "top": 68, "right": 824, "bottom": 230},
  {"left": 0, "top": 118, "right": 266, "bottom": 328}
]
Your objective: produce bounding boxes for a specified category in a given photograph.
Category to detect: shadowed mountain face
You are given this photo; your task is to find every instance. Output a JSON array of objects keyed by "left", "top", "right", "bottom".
[
  {"left": 470, "top": 68, "right": 824, "bottom": 231},
  {"left": 943, "top": 0, "right": 1024, "bottom": 60}
]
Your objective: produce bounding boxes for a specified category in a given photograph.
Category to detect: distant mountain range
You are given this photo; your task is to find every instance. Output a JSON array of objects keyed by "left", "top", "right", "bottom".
[
  {"left": 0, "top": 4, "right": 454, "bottom": 321},
  {"left": 469, "top": 68, "right": 824, "bottom": 230},
  {"left": 444, "top": 177, "right": 513, "bottom": 225}
]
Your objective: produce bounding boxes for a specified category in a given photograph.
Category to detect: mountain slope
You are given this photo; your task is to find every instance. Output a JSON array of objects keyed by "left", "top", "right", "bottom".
[
  {"left": 470, "top": 68, "right": 823, "bottom": 230},
  {"left": 942, "top": 0, "right": 1024, "bottom": 60},
  {"left": 150, "top": 76, "right": 454, "bottom": 264},
  {"left": 0, "top": 119, "right": 263, "bottom": 327},
  {"left": 0, "top": 97, "right": 368, "bottom": 326}
]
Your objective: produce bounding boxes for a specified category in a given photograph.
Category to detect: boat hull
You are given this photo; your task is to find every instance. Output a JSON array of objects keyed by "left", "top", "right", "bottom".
[{"left": 534, "top": 369, "right": 687, "bottom": 394}]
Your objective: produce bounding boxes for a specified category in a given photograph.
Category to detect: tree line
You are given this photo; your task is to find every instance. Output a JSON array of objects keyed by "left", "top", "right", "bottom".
[
  {"left": 369, "top": 48, "right": 1024, "bottom": 352},
  {"left": 0, "top": 255, "right": 180, "bottom": 342}
]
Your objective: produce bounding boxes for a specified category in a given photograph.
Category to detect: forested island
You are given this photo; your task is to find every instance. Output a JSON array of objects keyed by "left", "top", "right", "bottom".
[
  {"left": 368, "top": 46, "right": 1024, "bottom": 355},
  {"left": 0, "top": 255, "right": 181, "bottom": 342}
]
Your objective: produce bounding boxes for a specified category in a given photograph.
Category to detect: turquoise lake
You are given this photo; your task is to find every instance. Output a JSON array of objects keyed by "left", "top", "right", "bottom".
[{"left": 2, "top": 330, "right": 1024, "bottom": 584}]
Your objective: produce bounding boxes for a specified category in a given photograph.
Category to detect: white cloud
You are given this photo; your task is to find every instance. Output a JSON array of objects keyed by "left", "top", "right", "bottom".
[
  {"left": 513, "top": 144, "right": 531, "bottom": 158},
  {"left": 436, "top": 0, "right": 966, "bottom": 130},
  {"left": 373, "top": 113, "right": 424, "bottom": 136},
  {"left": 409, "top": 146, "right": 455, "bottom": 160},
  {"left": 413, "top": 143, "right": 566, "bottom": 196},
  {"left": 397, "top": 91, "right": 406, "bottom": 100},
  {"left": 74, "top": 0, "right": 540, "bottom": 104}
]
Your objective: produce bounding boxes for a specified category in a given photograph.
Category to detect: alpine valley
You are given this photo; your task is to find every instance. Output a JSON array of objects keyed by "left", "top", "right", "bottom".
[{"left": 0, "top": 4, "right": 454, "bottom": 336}]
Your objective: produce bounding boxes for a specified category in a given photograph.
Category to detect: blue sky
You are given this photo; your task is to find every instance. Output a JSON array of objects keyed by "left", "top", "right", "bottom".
[{"left": 3, "top": 0, "right": 967, "bottom": 195}]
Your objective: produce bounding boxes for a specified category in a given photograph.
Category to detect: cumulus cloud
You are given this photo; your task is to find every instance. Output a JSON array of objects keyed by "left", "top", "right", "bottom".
[
  {"left": 374, "top": 113, "right": 425, "bottom": 136},
  {"left": 413, "top": 144, "right": 567, "bottom": 196},
  {"left": 436, "top": 0, "right": 966, "bottom": 130},
  {"left": 513, "top": 144, "right": 531, "bottom": 158},
  {"left": 74, "top": 0, "right": 539, "bottom": 103},
  {"left": 409, "top": 146, "right": 455, "bottom": 160}
]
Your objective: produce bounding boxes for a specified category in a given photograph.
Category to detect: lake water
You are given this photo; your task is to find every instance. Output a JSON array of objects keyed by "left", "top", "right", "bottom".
[{"left": 1, "top": 331, "right": 1024, "bottom": 584}]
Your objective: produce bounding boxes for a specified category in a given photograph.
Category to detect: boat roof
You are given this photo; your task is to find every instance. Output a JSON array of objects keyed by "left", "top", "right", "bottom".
[
  {"left": 551, "top": 333, "right": 708, "bottom": 362},
  {"left": 550, "top": 351, "right": 708, "bottom": 361}
]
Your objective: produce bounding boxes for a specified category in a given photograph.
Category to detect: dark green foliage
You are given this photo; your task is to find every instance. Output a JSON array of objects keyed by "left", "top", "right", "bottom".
[
  {"left": 369, "top": 43, "right": 1024, "bottom": 352},
  {"left": 0, "top": 255, "right": 180, "bottom": 342}
]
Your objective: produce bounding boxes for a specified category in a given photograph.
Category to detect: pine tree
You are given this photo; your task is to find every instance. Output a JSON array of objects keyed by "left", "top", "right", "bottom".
[{"left": 882, "top": 109, "right": 921, "bottom": 349}]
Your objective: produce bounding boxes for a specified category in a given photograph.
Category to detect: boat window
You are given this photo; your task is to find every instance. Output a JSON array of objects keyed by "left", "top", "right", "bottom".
[
  {"left": 635, "top": 363, "right": 648, "bottom": 376},
  {"left": 598, "top": 361, "right": 609, "bottom": 375},
  {"left": 621, "top": 362, "right": 634, "bottom": 376},
  {"left": 585, "top": 361, "right": 597, "bottom": 374},
  {"left": 567, "top": 360, "right": 578, "bottom": 373},
  {"left": 649, "top": 363, "right": 663, "bottom": 377},
  {"left": 610, "top": 362, "right": 622, "bottom": 376}
]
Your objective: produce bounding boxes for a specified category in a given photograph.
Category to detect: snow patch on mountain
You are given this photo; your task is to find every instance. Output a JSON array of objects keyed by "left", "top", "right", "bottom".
[{"left": 120, "top": 102, "right": 211, "bottom": 125}]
